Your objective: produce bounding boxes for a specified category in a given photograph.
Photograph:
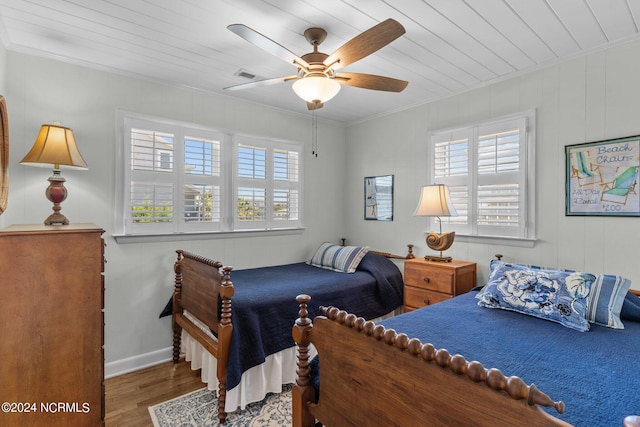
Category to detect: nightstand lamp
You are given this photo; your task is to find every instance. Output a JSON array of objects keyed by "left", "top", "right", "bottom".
[
  {"left": 414, "top": 184, "right": 458, "bottom": 262},
  {"left": 21, "top": 123, "right": 88, "bottom": 225}
]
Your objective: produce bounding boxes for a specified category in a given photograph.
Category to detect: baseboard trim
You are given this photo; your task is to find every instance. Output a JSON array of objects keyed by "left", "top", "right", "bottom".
[{"left": 105, "top": 347, "right": 173, "bottom": 379}]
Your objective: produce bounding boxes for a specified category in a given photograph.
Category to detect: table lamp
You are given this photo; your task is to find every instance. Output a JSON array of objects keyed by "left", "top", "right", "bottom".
[
  {"left": 21, "top": 123, "right": 88, "bottom": 225},
  {"left": 414, "top": 184, "right": 458, "bottom": 262}
]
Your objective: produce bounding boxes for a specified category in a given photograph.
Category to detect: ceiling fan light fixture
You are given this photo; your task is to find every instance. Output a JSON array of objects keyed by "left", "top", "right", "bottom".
[{"left": 292, "top": 76, "right": 341, "bottom": 104}]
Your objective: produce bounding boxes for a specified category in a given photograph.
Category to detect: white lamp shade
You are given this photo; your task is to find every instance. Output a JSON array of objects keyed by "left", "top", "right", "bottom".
[
  {"left": 292, "top": 76, "right": 341, "bottom": 104},
  {"left": 414, "top": 184, "right": 458, "bottom": 217}
]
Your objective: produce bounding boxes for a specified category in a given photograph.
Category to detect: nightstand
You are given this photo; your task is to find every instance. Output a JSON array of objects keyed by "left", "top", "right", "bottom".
[{"left": 403, "top": 258, "right": 477, "bottom": 312}]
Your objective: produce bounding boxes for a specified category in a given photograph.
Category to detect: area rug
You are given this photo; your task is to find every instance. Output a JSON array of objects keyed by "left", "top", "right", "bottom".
[{"left": 149, "top": 384, "right": 292, "bottom": 426}]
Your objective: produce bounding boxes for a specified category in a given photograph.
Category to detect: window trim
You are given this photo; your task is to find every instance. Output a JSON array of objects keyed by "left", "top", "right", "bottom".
[
  {"left": 112, "top": 227, "right": 305, "bottom": 244},
  {"left": 114, "top": 111, "right": 304, "bottom": 240},
  {"left": 427, "top": 110, "right": 536, "bottom": 245}
]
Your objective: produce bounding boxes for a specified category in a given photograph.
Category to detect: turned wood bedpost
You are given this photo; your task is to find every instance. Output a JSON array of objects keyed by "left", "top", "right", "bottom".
[
  {"left": 172, "top": 250, "right": 184, "bottom": 363},
  {"left": 217, "top": 265, "right": 234, "bottom": 424},
  {"left": 292, "top": 294, "right": 316, "bottom": 427},
  {"left": 406, "top": 243, "right": 415, "bottom": 259}
]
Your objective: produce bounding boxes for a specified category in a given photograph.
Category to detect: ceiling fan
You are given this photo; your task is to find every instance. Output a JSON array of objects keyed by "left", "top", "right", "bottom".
[{"left": 224, "top": 18, "right": 409, "bottom": 110}]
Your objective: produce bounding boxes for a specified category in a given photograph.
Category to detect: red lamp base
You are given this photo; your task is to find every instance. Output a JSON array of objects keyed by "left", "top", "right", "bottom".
[{"left": 44, "top": 171, "right": 69, "bottom": 225}]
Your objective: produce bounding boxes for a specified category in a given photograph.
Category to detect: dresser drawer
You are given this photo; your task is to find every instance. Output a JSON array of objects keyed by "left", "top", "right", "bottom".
[
  {"left": 404, "top": 286, "right": 451, "bottom": 309},
  {"left": 404, "top": 266, "right": 453, "bottom": 294}
]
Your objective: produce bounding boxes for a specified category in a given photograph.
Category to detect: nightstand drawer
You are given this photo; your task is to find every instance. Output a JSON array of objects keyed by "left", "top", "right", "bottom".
[
  {"left": 404, "top": 286, "right": 451, "bottom": 309},
  {"left": 403, "top": 258, "right": 477, "bottom": 311},
  {"left": 404, "top": 267, "right": 453, "bottom": 294}
]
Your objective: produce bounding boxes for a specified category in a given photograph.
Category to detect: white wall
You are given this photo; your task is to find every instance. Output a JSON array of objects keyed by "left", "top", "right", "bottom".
[
  {"left": 3, "top": 51, "right": 348, "bottom": 374},
  {"left": 345, "top": 39, "right": 640, "bottom": 290}
]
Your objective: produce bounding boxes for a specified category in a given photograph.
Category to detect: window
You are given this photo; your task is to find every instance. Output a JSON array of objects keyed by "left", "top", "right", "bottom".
[
  {"left": 116, "top": 113, "right": 303, "bottom": 236},
  {"left": 429, "top": 111, "right": 535, "bottom": 241},
  {"left": 234, "top": 138, "right": 300, "bottom": 230}
]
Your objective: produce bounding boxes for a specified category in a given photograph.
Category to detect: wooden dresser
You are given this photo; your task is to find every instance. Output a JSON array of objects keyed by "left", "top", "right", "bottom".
[
  {"left": 0, "top": 223, "right": 105, "bottom": 426},
  {"left": 404, "top": 258, "right": 476, "bottom": 312}
]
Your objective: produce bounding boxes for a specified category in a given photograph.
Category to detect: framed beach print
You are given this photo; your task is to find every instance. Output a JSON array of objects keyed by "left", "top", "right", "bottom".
[
  {"left": 565, "top": 135, "right": 640, "bottom": 216},
  {"left": 364, "top": 175, "right": 393, "bottom": 221}
]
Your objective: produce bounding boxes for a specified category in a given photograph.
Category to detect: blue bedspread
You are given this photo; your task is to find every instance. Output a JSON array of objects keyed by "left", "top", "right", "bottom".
[
  {"left": 378, "top": 290, "right": 640, "bottom": 427},
  {"left": 165, "top": 252, "right": 403, "bottom": 391}
]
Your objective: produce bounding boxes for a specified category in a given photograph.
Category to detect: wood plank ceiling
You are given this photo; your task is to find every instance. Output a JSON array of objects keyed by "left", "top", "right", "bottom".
[{"left": 0, "top": 0, "right": 639, "bottom": 125}]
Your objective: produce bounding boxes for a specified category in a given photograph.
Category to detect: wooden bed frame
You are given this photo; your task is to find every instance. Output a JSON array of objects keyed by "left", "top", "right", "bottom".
[
  {"left": 292, "top": 292, "right": 640, "bottom": 427},
  {"left": 171, "top": 244, "right": 411, "bottom": 424},
  {"left": 171, "top": 250, "right": 234, "bottom": 423}
]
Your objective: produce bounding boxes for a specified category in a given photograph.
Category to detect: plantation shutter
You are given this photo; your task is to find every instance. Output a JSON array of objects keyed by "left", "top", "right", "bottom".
[
  {"left": 273, "top": 149, "right": 300, "bottom": 225},
  {"left": 235, "top": 143, "right": 267, "bottom": 229},
  {"left": 433, "top": 129, "right": 470, "bottom": 232},
  {"left": 129, "top": 128, "right": 176, "bottom": 233},
  {"left": 117, "top": 113, "right": 303, "bottom": 236},
  {"left": 429, "top": 112, "right": 534, "bottom": 240},
  {"left": 475, "top": 119, "right": 526, "bottom": 237},
  {"left": 182, "top": 135, "right": 223, "bottom": 231}
]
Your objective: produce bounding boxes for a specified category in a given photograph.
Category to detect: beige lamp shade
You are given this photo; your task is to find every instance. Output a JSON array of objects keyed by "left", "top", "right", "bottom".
[
  {"left": 292, "top": 76, "right": 341, "bottom": 104},
  {"left": 413, "top": 184, "right": 457, "bottom": 217},
  {"left": 21, "top": 123, "right": 88, "bottom": 170}
]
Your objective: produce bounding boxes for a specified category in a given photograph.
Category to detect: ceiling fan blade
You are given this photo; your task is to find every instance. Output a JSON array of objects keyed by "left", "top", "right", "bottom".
[
  {"left": 227, "top": 24, "right": 310, "bottom": 70},
  {"left": 335, "top": 72, "right": 408, "bottom": 92},
  {"left": 224, "top": 76, "right": 298, "bottom": 91},
  {"left": 324, "top": 18, "right": 405, "bottom": 71}
]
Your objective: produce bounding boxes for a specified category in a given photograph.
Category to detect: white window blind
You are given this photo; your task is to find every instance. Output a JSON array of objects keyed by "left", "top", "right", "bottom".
[
  {"left": 273, "top": 149, "right": 300, "bottom": 223},
  {"left": 429, "top": 111, "right": 535, "bottom": 240},
  {"left": 116, "top": 113, "right": 303, "bottom": 236},
  {"left": 131, "top": 129, "right": 174, "bottom": 172},
  {"left": 182, "top": 136, "right": 221, "bottom": 229},
  {"left": 130, "top": 183, "right": 173, "bottom": 223},
  {"left": 233, "top": 137, "right": 302, "bottom": 230}
]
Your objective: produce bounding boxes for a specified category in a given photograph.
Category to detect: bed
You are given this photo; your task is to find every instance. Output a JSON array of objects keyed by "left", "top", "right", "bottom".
[
  {"left": 170, "top": 242, "right": 406, "bottom": 423},
  {"left": 292, "top": 261, "right": 640, "bottom": 427}
]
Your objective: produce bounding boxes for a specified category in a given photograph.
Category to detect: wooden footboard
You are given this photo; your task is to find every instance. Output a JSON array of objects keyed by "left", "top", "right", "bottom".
[
  {"left": 292, "top": 295, "right": 570, "bottom": 427},
  {"left": 172, "top": 250, "right": 234, "bottom": 424}
]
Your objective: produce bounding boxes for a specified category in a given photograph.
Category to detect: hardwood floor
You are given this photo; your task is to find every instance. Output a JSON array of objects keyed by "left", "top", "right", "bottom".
[{"left": 105, "top": 360, "right": 205, "bottom": 426}]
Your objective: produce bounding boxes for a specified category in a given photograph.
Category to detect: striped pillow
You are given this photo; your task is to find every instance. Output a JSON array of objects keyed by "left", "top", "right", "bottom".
[
  {"left": 586, "top": 274, "right": 631, "bottom": 329},
  {"left": 307, "top": 242, "right": 369, "bottom": 273}
]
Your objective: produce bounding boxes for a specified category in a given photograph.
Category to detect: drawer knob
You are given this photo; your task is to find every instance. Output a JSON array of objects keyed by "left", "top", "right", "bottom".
[{"left": 423, "top": 277, "right": 430, "bottom": 283}]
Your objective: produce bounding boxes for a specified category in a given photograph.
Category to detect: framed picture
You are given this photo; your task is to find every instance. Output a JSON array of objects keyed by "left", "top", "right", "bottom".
[
  {"left": 565, "top": 135, "right": 640, "bottom": 216},
  {"left": 364, "top": 175, "right": 393, "bottom": 221}
]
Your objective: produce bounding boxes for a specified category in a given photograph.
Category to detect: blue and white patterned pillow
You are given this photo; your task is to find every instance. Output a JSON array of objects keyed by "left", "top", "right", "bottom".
[
  {"left": 586, "top": 274, "right": 631, "bottom": 329},
  {"left": 476, "top": 261, "right": 595, "bottom": 332},
  {"left": 307, "top": 242, "right": 369, "bottom": 273},
  {"left": 485, "top": 260, "right": 631, "bottom": 329}
]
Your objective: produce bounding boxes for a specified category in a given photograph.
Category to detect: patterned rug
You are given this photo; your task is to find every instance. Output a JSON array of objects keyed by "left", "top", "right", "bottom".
[{"left": 149, "top": 384, "right": 292, "bottom": 426}]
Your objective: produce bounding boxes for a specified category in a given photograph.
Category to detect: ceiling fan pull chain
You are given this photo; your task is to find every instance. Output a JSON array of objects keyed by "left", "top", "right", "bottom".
[{"left": 312, "top": 110, "right": 318, "bottom": 157}]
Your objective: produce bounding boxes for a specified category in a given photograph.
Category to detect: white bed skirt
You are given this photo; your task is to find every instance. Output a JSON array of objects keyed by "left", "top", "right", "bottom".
[
  {"left": 182, "top": 329, "right": 315, "bottom": 412},
  {"left": 181, "top": 307, "right": 401, "bottom": 413}
]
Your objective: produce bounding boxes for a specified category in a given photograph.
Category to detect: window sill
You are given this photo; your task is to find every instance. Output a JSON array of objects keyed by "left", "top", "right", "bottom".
[
  {"left": 112, "top": 227, "right": 305, "bottom": 244},
  {"left": 454, "top": 234, "right": 537, "bottom": 248}
]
